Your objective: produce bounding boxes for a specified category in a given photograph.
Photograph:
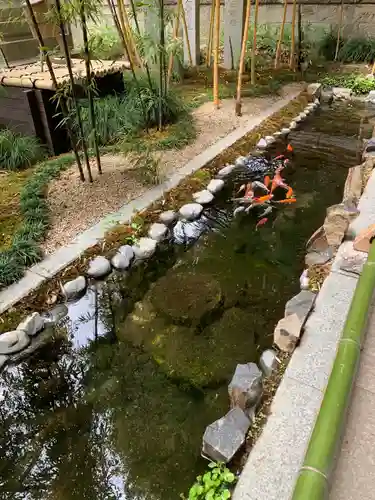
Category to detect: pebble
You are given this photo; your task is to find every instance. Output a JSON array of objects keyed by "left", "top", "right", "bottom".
[
  {"left": 217, "top": 164, "right": 235, "bottom": 178},
  {"left": 148, "top": 222, "right": 169, "bottom": 241},
  {"left": 159, "top": 210, "right": 177, "bottom": 225},
  {"left": 17, "top": 312, "right": 45, "bottom": 337},
  {"left": 256, "top": 138, "right": 268, "bottom": 149},
  {"left": 0, "top": 330, "right": 30, "bottom": 355},
  {"left": 259, "top": 349, "right": 278, "bottom": 377},
  {"left": 87, "top": 256, "right": 112, "bottom": 278},
  {"left": 193, "top": 190, "right": 214, "bottom": 205},
  {"left": 62, "top": 276, "right": 87, "bottom": 300},
  {"left": 133, "top": 237, "right": 157, "bottom": 259},
  {"left": 179, "top": 203, "right": 203, "bottom": 221},
  {"left": 207, "top": 179, "right": 225, "bottom": 194}
]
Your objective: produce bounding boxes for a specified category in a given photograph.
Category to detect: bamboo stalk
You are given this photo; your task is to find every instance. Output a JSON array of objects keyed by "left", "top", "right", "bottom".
[
  {"left": 235, "top": 0, "right": 252, "bottom": 115},
  {"left": 275, "top": 0, "right": 288, "bottom": 69},
  {"left": 80, "top": 1, "right": 102, "bottom": 175},
  {"left": 206, "top": 0, "right": 215, "bottom": 67},
  {"left": 372, "top": 60, "right": 375, "bottom": 75},
  {"left": 335, "top": 0, "right": 344, "bottom": 61},
  {"left": 54, "top": 0, "right": 92, "bottom": 182},
  {"left": 24, "top": 0, "right": 85, "bottom": 181},
  {"left": 158, "top": 0, "right": 165, "bottom": 130},
  {"left": 289, "top": 0, "right": 297, "bottom": 70},
  {"left": 251, "top": 0, "right": 260, "bottom": 85},
  {"left": 117, "top": 0, "right": 135, "bottom": 67},
  {"left": 122, "top": 3, "right": 142, "bottom": 67},
  {"left": 297, "top": 1, "right": 302, "bottom": 71},
  {"left": 181, "top": 1, "right": 193, "bottom": 66},
  {"left": 167, "top": 0, "right": 182, "bottom": 87},
  {"left": 213, "top": 0, "right": 221, "bottom": 108}
]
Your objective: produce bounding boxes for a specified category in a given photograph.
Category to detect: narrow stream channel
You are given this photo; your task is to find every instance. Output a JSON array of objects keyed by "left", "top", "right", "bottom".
[{"left": 0, "top": 102, "right": 373, "bottom": 500}]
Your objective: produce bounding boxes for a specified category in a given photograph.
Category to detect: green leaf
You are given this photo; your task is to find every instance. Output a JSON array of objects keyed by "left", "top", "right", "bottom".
[
  {"left": 223, "top": 472, "right": 236, "bottom": 483},
  {"left": 208, "top": 462, "right": 217, "bottom": 469},
  {"left": 220, "top": 489, "right": 231, "bottom": 500}
]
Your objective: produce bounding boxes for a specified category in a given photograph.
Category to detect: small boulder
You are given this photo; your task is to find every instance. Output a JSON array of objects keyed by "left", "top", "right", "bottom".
[
  {"left": 45, "top": 304, "right": 68, "bottom": 324},
  {"left": 274, "top": 313, "right": 302, "bottom": 352},
  {"left": 133, "top": 237, "right": 157, "bottom": 259},
  {"left": 159, "top": 210, "right": 177, "bottom": 225},
  {"left": 334, "top": 241, "right": 367, "bottom": 276},
  {"left": 217, "top": 164, "right": 235, "bottom": 178},
  {"left": 256, "top": 138, "right": 268, "bottom": 149},
  {"left": 305, "top": 248, "right": 334, "bottom": 267},
  {"left": 290, "top": 121, "right": 297, "bottom": 129},
  {"left": 365, "top": 138, "right": 375, "bottom": 154},
  {"left": 273, "top": 131, "right": 282, "bottom": 137},
  {"left": 228, "top": 362, "right": 263, "bottom": 415},
  {"left": 148, "top": 222, "right": 169, "bottom": 242},
  {"left": 202, "top": 407, "right": 251, "bottom": 463},
  {"left": 295, "top": 115, "right": 302, "bottom": 123},
  {"left": 300, "top": 269, "right": 310, "bottom": 290},
  {"left": 0, "top": 355, "right": 7, "bottom": 370},
  {"left": 299, "top": 112, "right": 307, "bottom": 119},
  {"left": 111, "top": 252, "right": 132, "bottom": 270},
  {"left": 321, "top": 89, "right": 333, "bottom": 103},
  {"left": 367, "top": 90, "right": 375, "bottom": 104},
  {"left": 118, "top": 245, "right": 135, "bottom": 262},
  {"left": 235, "top": 156, "right": 247, "bottom": 167},
  {"left": 62, "top": 276, "right": 86, "bottom": 300},
  {"left": 0, "top": 330, "right": 30, "bottom": 355},
  {"left": 323, "top": 204, "right": 351, "bottom": 248},
  {"left": 87, "top": 256, "right": 111, "bottom": 278},
  {"left": 265, "top": 135, "right": 275, "bottom": 144},
  {"left": 17, "top": 312, "right": 45, "bottom": 337},
  {"left": 207, "top": 179, "right": 225, "bottom": 194},
  {"left": 259, "top": 349, "right": 278, "bottom": 377},
  {"left": 333, "top": 87, "right": 352, "bottom": 100},
  {"left": 179, "top": 203, "right": 203, "bottom": 221},
  {"left": 285, "top": 290, "right": 316, "bottom": 324},
  {"left": 193, "top": 189, "right": 214, "bottom": 205},
  {"left": 307, "top": 83, "right": 322, "bottom": 98},
  {"left": 314, "top": 98, "right": 320, "bottom": 105},
  {"left": 281, "top": 127, "right": 291, "bottom": 135}
]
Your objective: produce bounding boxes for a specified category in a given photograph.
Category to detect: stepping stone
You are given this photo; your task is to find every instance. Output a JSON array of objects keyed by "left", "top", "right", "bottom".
[
  {"left": 87, "top": 256, "right": 111, "bottom": 278},
  {"left": 159, "top": 210, "right": 177, "bottom": 225},
  {"left": 133, "top": 237, "right": 157, "bottom": 259},
  {"left": 217, "top": 164, "right": 235, "bottom": 178},
  {"left": 62, "top": 276, "right": 86, "bottom": 300},
  {"left": 207, "top": 179, "right": 224, "bottom": 194},
  {"left": 148, "top": 222, "right": 168, "bottom": 241},
  {"left": 193, "top": 190, "right": 214, "bottom": 205},
  {"left": 179, "top": 203, "right": 203, "bottom": 221}
]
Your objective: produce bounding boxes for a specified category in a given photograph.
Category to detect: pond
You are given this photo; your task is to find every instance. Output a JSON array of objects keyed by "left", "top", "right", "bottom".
[{"left": 0, "top": 101, "right": 373, "bottom": 500}]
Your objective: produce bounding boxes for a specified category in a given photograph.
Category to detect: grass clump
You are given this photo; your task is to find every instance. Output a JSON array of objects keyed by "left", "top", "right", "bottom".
[
  {"left": 0, "top": 129, "right": 45, "bottom": 171},
  {"left": 0, "top": 154, "right": 74, "bottom": 289},
  {"left": 319, "top": 31, "right": 375, "bottom": 63}
]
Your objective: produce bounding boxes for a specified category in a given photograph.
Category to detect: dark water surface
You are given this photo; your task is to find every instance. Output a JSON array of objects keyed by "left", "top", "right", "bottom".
[{"left": 0, "top": 103, "right": 373, "bottom": 500}]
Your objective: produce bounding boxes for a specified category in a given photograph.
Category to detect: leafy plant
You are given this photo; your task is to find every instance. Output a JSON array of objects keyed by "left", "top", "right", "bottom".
[
  {"left": 130, "top": 148, "right": 164, "bottom": 186},
  {"left": 181, "top": 462, "right": 237, "bottom": 500},
  {"left": 319, "top": 73, "right": 375, "bottom": 94},
  {"left": 82, "top": 24, "right": 123, "bottom": 60},
  {"left": 339, "top": 36, "right": 375, "bottom": 63},
  {"left": 0, "top": 129, "right": 45, "bottom": 171}
]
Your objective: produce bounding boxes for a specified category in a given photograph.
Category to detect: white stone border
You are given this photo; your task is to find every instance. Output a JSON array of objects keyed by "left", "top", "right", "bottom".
[
  {"left": 0, "top": 90, "right": 302, "bottom": 315},
  {"left": 233, "top": 109, "right": 375, "bottom": 500}
]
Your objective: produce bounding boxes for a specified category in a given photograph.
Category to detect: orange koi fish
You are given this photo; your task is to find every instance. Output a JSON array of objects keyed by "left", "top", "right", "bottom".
[
  {"left": 275, "top": 198, "right": 297, "bottom": 204},
  {"left": 256, "top": 217, "right": 268, "bottom": 230},
  {"left": 253, "top": 194, "right": 273, "bottom": 204},
  {"left": 287, "top": 143, "right": 293, "bottom": 152}
]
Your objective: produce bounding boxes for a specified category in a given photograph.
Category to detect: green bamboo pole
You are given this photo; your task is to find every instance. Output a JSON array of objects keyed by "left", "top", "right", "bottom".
[{"left": 292, "top": 240, "right": 375, "bottom": 499}]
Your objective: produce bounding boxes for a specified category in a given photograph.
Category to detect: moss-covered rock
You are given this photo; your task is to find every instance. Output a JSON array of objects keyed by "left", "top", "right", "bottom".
[{"left": 150, "top": 271, "right": 222, "bottom": 326}]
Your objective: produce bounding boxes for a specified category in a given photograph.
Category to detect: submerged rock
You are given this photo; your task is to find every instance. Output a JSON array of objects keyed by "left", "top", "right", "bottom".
[
  {"left": 285, "top": 290, "right": 316, "bottom": 325},
  {"left": 259, "top": 349, "right": 278, "bottom": 377},
  {"left": 87, "top": 256, "right": 111, "bottom": 278},
  {"left": 321, "top": 89, "right": 333, "bottom": 103},
  {"left": 274, "top": 313, "right": 302, "bottom": 352},
  {"left": 9, "top": 327, "right": 55, "bottom": 363},
  {"left": 173, "top": 219, "right": 207, "bottom": 244},
  {"left": 193, "top": 190, "right": 214, "bottom": 205},
  {"left": 207, "top": 179, "right": 225, "bottom": 194},
  {"left": 202, "top": 407, "right": 250, "bottom": 463},
  {"left": 235, "top": 156, "right": 247, "bottom": 167},
  {"left": 44, "top": 304, "right": 68, "bottom": 324},
  {"left": 133, "top": 237, "right": 157, "bottom": 259},
  {"left": 148, "top": 222, "right": 169, "bottom": 242},
  {"left": 159, "top": 210, "right": 178, "bottom": 225},
  {"left": 62, "top": 276, "right": 86, "bottom": 300},
  {"left": 0, "top": 330, "right": 30, "bottom": 355},
  {"left": 17, "top": 312, "right": 45, "bottom": 336},
  {"left": 217, "top": 164, "right": 235, "bottom": 178},
  {"left": 228, "top": 362, "right": 263, "bottom": 415},
  {"left": 179, "top": 203, "right": 203, "bottom": 221},
  {"left": 333, "top": 87, "right": 352, "bottom": 100}
]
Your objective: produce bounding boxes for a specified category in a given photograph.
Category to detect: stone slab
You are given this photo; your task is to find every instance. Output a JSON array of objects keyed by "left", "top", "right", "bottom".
[
  {"left": 232, "top": 376, "right": 322, "bottom": 500},
  {"left": 349, "top": 169, "right": 375, "bottom": 238},
  {"left": 183, "top": 0, "right": 200, "bottom": 66},
  {"left": 0, "top": 90, "right": 302, "bottom": 315}
]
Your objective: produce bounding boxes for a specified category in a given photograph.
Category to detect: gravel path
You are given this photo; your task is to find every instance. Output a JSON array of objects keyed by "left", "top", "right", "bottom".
[{"left": 42, "top": 83, "right": 302, "bottom": 254}]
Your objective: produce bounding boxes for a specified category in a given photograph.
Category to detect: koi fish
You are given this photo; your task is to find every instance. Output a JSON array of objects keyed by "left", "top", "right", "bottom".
[
  {"left": 287, "top": 143, "right": 293, "bottom": 152},
  {"left": 253, "top": 194, "right": 273, "bottom": 204},
  {"left": 256, "top": 217, "right": 268, "bottom": 230},
  {"left": 274, "top": 198, "right": 297, "bottom": 204}
]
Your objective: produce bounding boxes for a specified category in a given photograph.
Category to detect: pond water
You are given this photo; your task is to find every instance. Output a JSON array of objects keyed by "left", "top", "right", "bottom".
[{"left": 0, "top": 102, "right": 373, "bottom": 500}]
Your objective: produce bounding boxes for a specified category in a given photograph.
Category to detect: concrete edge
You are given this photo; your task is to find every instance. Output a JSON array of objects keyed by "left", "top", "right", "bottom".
[
  {"left": 233, "top": 125, "right": 375, "bottom": 500},
  {"left": 0, "top": 90, "right": 302, "bottom": 315}
]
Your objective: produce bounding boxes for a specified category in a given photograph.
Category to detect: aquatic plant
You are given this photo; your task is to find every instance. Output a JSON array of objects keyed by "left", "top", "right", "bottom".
[
  {"left": 0, "top": 129, "right": 45, "bottom": 171},
  {"left": 181, "top": 462, "right": 236, "bottom": 500}
]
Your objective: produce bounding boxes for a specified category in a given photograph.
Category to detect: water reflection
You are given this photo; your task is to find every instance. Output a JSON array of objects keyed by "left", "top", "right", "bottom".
[{"left": 0, "top": 102, "right": 372, "bottom": 500}]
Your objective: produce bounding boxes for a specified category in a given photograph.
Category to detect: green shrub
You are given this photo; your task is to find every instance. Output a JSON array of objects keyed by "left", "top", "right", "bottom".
[
  {"left": 82, "top": 24, "right": 123, "bottom": 60},
  {"left": 318, "top": 31, "right": 341, "bottom": 61},
  {"left": 339, "top": 37, "right": 375, "bottom": 63},
  {"left": 0, "top": 129, "right": 45, "bottom": 171},
  {"left": 181, "top": 462, "right": 236, "bottom": 500},
  {"left": 319, "top": 73, "right": 375, "bottom": 94},
  {"left": 0, "top": 154, "right": 74, "bottom": 289}
]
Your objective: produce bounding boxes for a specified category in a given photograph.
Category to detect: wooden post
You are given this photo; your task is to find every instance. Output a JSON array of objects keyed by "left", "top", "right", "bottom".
[
  {"left": 289, "top": 0, "right": 297, "bottom": 70},
  {"left": 206, "top": 0, "right": 215, "bottom": 67},
  {"left": 251, "top": 0, "right": 260, "bottom": 85},
  {"left": 235, "top": 0, "right": 252, "bottom": 116},
  {"left": 275, "top": 0, "right": 288, "bottom": 69},
  {"left": 335, "top": 0, "right": 344, "bottom": 61},
  {"left": 213, "top": 0, "right": 221, "bottom": 108}
]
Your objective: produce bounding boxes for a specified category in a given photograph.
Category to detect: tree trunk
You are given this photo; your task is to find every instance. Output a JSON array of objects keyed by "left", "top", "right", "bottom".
[
  {"left": 335, "top": 0, "right": 344, "bottom": 61},
  {"left": 275, "top": 0, "right": 288, "bottom": 69},
  {"left": 213, "top": 0, "right": 221, "bottom": 108},
  {"left": 54, "top": 0, "right": 92, "bottom": 182},
  {"left": 24, "top": 0, "right": 85, "bottom": 181},
  {"left": 235, "top": 0, "right": 252, "bottom": 115},
  {"left": 251, "top": 0, "right": 260, "bottom": 85},
  {"left": 289, "top": 0, "right": 297, "bottom": 70},
  {"left": 80, "top": 1, "right": 102, "bottom": 174},
  {"left": 206, "top": 0, "right": 215, "bottom": 67},
  {"left": 167, "top": 0, "right": 182, "bottom": 87}
]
